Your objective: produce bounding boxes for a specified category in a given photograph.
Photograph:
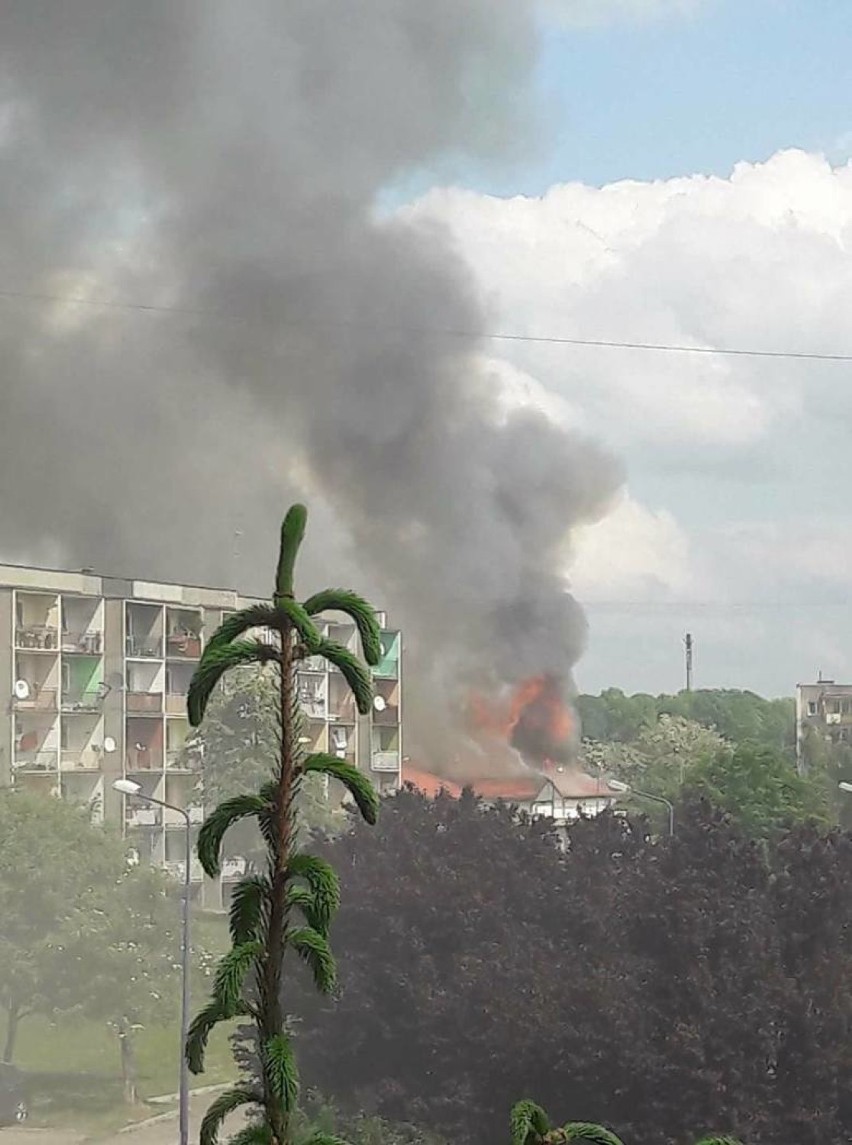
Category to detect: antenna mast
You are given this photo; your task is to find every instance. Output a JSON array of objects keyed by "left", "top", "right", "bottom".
[{"left": 684, "top": 633, "right": 694, "bottom": 692}]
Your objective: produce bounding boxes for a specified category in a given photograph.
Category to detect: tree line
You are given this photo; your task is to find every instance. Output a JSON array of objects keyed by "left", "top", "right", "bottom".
[{"left": 277, "top": 786, "right": 852, "bottom": 1145}]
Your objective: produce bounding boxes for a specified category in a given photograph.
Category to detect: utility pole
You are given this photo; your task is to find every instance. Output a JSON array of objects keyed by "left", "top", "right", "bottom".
[{"left": 684, "top": 633, "right": 693, "bottom": 693}]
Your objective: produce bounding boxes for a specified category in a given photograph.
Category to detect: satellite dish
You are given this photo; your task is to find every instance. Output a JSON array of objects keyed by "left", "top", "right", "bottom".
[
  {"left": 103, "top": 736, "right": 117, "bottom": 754},
  {"left": 14, "top": 680, "right": 30, "bottom": 700},
  {"left": 372, "top": 695, "right": 386, "bottom": 713}
]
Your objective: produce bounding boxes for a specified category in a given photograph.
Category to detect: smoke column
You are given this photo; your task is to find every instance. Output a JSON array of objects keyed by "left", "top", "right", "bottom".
[{"left": 0, "top": 2, "right": 623, "bottom": 763}]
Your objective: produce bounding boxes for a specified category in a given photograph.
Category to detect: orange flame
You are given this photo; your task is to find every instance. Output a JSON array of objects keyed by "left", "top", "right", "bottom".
[{"left": 465, "top": 674, "right": 575, "bottom": 763}]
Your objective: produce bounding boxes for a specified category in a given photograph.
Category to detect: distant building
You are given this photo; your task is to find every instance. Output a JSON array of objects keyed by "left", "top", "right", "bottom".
[
  {"left": 0, "top": 562, "right": 401, "bottom": 900},
  {"left": 796, "top": 677, "right": 852, "bottom": 774}
]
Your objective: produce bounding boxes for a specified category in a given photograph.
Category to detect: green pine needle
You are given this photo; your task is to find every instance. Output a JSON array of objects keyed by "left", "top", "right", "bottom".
[
  {"left": 275, "top": 504, "right": 308, "bottom": 600},
  {"left": 511, "top": 1101, "right": 551, "bottom": 1145},
  {"left": 226, "top": 1126, "right": 274, "bottom": 1145},
  {"left": 287, "top": 853, "right": 341, "bottom": 932},
  {"left": 213, "top": 941, "right": 263, "bottom": 1012},
  {"left": 197, "top": 793, "right": 270, "bottom": 878},
  {"left": 204, "top": 604, "right": 284, "bottom": 655},
  {"left": 562, "top": 1125, "right": 626, "bottom": 1145},
  {"left": 289, "top": 925, "right": 337, "bottom": 993},
  {"left": 302, "top": 589, "right": 382, "bottom": 666},
  {"left": 188, "top": 640, "right": 282, "bottom": 727},
  {"left": 693, "top": 1139, "right": 745, "bottom": 1145},
  {"left": 186, "top": 1000, "right": 242, "bottom": 1075},
  {"left": 300, "top": 1134, "right": 350, "bottom": 1145},
  {"left": 313, "top": 638, "right": 373, "bottom": 714},
  {"left": 199, "top": 1088, "right": 263, "bottom": 1145},
  {"left": 274, "top": 597, "right": 323, "bottom": 653},
  {"left": 300, "top": 754, "right": 379, "bottom": 825},
  {"left": 229, "top": 874, "right": 270, "bottom": 945},
  {"left": 262, "top": 1032, "right": 300, "bottom": 1113}
]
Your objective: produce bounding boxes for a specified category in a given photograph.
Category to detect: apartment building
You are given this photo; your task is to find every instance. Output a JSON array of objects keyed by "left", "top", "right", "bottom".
[
  {"left": 0, "top": 563, "right": 402, "bottom": 892},
  {"left": 795, "top": 677, "right": 852, "bottom": 774}
]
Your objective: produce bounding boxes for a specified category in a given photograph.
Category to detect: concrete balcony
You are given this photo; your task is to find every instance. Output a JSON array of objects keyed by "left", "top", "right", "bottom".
[
  {"left": 60, "top": 749, "right": 102, "bottom": 771},
  {"left": 164, "top": 858, "right": 205, "bottom": 883},
  {"left": 61, "top": 690, "right": 104, "bottom": 713},
  {"left": 165, "top": 633, "right": 202, "bottom": 660},
  {"left": 372, "top": 704, "right": 399, "bottom": 727},
  {"left": 372, "top": 751, "right": 400, "bottom": 772},
  {"left": 61, "top": 631, "right": 103, "bottom": 655},
  {"left": 14, "top": 686, "right": 58, "bottom": 711},
  {"left": 126, "top": 806, "right": 162, "bottom": 828},
  {"left": 126, "top": 691, "right": 163, "bottom": 714},
  {"left": 13, "top": 750, "right": 59, "bottom": 773},
  {"left": 16, "top": 625, "right": 58, "bottom": 651},
  {"left": 126, "top": 635, "right": 163, "bottom": 659}
]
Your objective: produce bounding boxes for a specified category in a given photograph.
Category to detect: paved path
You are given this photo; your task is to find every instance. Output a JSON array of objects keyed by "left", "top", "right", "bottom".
[{"left": 1, "top": 1090, "right": 240, "bottom": 1145}]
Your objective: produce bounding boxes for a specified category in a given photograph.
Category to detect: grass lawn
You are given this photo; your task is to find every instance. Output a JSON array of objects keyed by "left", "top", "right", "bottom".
[{"left": 9, "top": 912, "right": 238, "bottom": 1132}]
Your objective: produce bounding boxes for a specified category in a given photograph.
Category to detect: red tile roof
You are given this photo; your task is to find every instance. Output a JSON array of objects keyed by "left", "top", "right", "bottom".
[{"left": 402, "top": 763, "right": 614, "bottom": 803}]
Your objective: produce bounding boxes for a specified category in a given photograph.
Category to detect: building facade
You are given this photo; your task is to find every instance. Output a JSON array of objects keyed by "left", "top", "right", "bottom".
[
  {"left": 796, "top": 677, "right": 852, "bottom": 774},
  {"left": 0, "top": 563, "right": 402, "bottom": 889}
]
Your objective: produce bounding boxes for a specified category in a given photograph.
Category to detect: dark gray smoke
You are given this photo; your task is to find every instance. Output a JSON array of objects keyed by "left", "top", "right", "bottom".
[{"left": 0, "top": 1, "right": 622, "bottom": 764}]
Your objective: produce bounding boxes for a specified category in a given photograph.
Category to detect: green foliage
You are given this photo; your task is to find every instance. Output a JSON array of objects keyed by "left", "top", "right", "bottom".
[
  {"left": 187, "top": 505, "right": 379, "bottom": 1145},
  {"left": 189, "top": 641, "right": 282, "bottom": 727},
  {"left": 200, "top": 1087, "right": 264, "bottom": 1145},
  {"left": 510, "top": 1100, "right": 550, "bottom": 1145},
  {"left": 230, "top": 875, "right": 270, "bottom": 945},
  {"left": 509, "top": 1103, "right": 623, "bottom": 1145},
  {"left": 0, "top": 789, "right": 184, "bottom": 1071},
  {"left": 687, "top": 743, "right": 828, "bottom": 839},
  {"left": 289, "top": 927, "right": 337, "bottom": 994},
  {"left": 302, "top": 589, "right": 382, "bottom": 666},
  {"left": 198, "top": 793, "right": 271, "bottom": 878},
  {"left": 578, "top": 687, "right": 795, "bottom": 754},
  {"left": 313, "top": 639, "right": 374, "bottom": 714},
  {"left": 263, "top": 1032, "right": 300, "bottom": 1112},
  {"left": 276, "top": 504, "right": 308, "bottom": 599},
  {"left": 301, "top": 755, "right": 380, "bottom": 825}
]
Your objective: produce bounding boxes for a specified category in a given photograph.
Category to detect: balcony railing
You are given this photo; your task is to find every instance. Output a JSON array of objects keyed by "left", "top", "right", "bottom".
[
  {"left": 164, "top": 805, "right": 204, "bottom": 825},
  {"left": 16, "top": 625, "right": 58, "bottom": 651},
  {"left": 372, "top": 704, "right": 399, "bottom": 727},
  {"left": 164, "top": 858, "right": 205, "bottom": 883},
  {"left": 165, "top": 749, "right": 196, "bottom": 771},
  {"left": 301, "top": 655, "right": 327, "bottom": 673},
  {"left": 60, "top": 749, "right": 101, "bottom": 771},
  {"left": 165, "top": 693, "right": 187, "bottom": 715},
  {"left": 126, "top": 691, "right": 163, "bottom": 714},
  {"left": 61, "top": 631, "right": 103, "bottom": 655},
  {"left": 300, "top": 699, "right": 326, "bottom": 720},
  {"left": 373, "top": 658, "right": 399, "bottom": 680},
  {"left": 371, "top": 751, "right": 400, "bottom": 772},
  {"left": 125, "top": 751, "right": 164, "bottom": 772},
  {"left": 165, "top": 633, "right": 202, "bottom": 660},
  {"left": 61, "top": 690, "right": 104, "bottom": 713},
  {"left": 13, "top": 750, "right": 58, "bottom": 772},
  {"left": 14, "top": 686, "right": 58, "bottom": 711},
  {"left": 126, "top": 635, "right": 163, "bottom": 659},
  {"left": 222, "top": 856, "right": 248, "bottom": 881},
  {"left": 126, "top": 806, "right": 162, "bottom": 828}
]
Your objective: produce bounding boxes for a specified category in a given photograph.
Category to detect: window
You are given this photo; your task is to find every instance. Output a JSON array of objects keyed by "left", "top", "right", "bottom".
[{"left": 807, "top": 701, "right": 817, "bottom": 716}]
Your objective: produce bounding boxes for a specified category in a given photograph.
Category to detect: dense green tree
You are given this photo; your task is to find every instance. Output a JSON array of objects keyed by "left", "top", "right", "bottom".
[
  {"left": 0, "top": 789, "right": 184, "bottom": 1099},
  {"left": 577, "top": 688, "right": 795, "bottom": 757},
  {"left": 686, "top": 743, "right": 828, "bottom": 841},
  {"left": 190, "top": 666, "right": 347, "bottom": 868},
  {"left": 185, "top": 505, "right": 381, "bottom": 1145},
  {"left": 290, "top": 786, "right": 852, "bottom": 1145}
]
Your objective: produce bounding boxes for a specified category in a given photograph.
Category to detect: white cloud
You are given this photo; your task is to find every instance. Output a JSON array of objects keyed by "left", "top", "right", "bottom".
[
  {"left": 400, "top": 150, "right": 852, "bottom": 694},
  {"left": 568, "top": 493, "right": 699, "bottom": 601}
]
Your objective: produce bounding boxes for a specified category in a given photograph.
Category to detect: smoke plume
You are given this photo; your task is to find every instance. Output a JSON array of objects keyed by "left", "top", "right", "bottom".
[{"left": 0, "top": 2, "right": 622, "bottom": 764}]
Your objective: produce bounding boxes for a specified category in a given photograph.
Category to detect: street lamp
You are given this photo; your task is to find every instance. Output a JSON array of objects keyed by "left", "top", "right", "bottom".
[
  {"left": 114, "top": 778, "right": 192, "bottom": 1145},
  {"left": 608, "top": 778, "right": 675, "bottom": 837}
]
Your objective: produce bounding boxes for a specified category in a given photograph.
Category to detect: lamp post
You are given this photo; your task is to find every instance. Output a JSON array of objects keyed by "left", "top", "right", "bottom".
[
  {"left": 608, "top": 778, "right": 675, "bottom": 837},
  {"left": 114, "top": 778, "right": 192, "bottom": 1145}
]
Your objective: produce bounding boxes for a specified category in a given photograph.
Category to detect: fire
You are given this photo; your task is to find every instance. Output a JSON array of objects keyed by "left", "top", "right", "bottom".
[{"left": 465, "top": 673, "right": 577, "bottom": 767}]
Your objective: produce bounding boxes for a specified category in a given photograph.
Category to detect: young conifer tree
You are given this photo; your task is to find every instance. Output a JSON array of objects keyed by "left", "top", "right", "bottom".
[{"left": 186, "top": 505, "right": 381, "bottom": 1145}]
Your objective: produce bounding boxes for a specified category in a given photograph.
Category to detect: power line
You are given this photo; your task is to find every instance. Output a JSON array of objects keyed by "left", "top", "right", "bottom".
[{"left": 1, "top": 286, "right": 851, "bottom": 362}]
